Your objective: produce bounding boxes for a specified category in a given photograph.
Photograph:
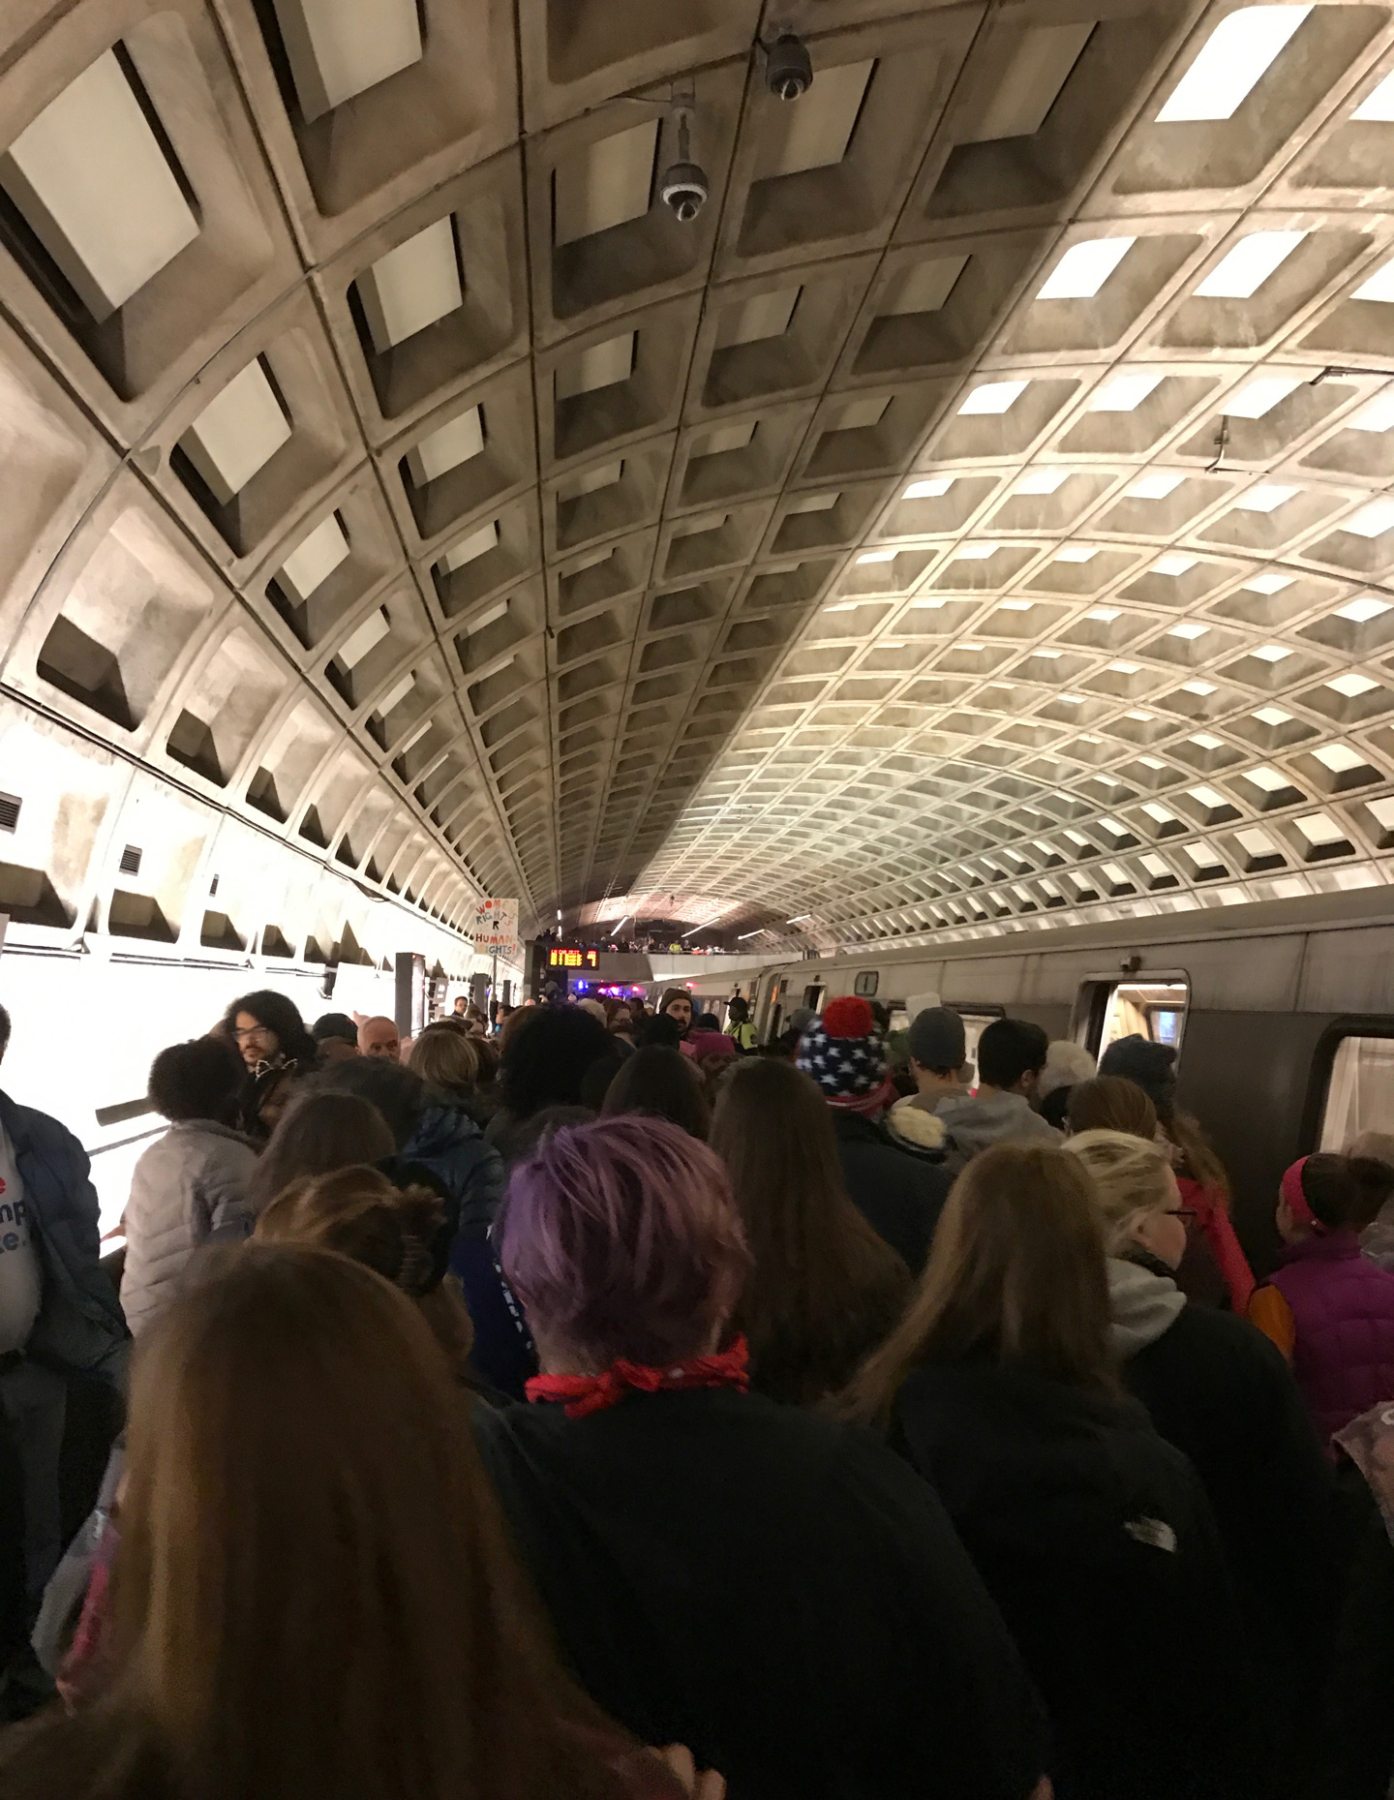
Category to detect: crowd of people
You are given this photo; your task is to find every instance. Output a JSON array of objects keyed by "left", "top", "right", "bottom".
[{"left": 1, "top": 980, "right": 1394, "bottom": 1798}]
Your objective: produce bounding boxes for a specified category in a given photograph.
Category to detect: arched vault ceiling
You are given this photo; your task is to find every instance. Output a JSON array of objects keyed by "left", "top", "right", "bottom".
[{"left": 8, "top": 2, "right": 1394, "bottom": 953}]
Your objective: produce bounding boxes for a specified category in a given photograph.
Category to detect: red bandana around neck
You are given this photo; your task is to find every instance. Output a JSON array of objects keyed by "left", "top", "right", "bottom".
[{"left": 526, "top": 1336, "right": 751, "bottom": 1419}]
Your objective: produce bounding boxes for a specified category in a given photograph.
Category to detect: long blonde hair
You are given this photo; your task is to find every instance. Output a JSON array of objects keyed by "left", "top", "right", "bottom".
[
  {"left": 841, "top": 1142, "right": 1114, "bottom": 1424},
  {"left": 0, "top": 1248, "right": 634, "bottom": 1800},
  {"left": 1063, "top": 1129, "right": 1176, "bottom": 1254},
  {"left": 255, "top": 1166, "right": 474, "bottom": 1379}
]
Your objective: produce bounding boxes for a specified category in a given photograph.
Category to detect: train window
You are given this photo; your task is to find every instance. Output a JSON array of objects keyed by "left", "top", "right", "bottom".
[
  {"left": 1318, "top": 1032, "right": 1394, "bottom": 1150},
  {"left": 802, "top": 983, "right": 825, "bottom": 1012},
  {"left": 1078, "top": 975, "right": 1191, "bottom": 1062},
  {"left": 854, "top": 970, "right": 879, "bottom": 997},
  {"left": 955, "top": 1006, "right": 1004, "bottom": 1079}
]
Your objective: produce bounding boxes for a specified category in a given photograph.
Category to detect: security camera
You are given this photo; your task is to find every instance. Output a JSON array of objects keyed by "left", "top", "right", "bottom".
[
  {"left": 659, "top": 108, "right": 707, "bottom": 223},
  {"left": 765, "top": 31, "right": 813, "bottom": 101},
  {"left": 660, "top": 160, "right": 708, "bottom": 222}
]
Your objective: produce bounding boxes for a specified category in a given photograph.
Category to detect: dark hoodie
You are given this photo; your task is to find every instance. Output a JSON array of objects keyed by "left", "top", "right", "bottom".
[{"left": 1108, "top": 1254, "right": 1340, "bottom": 1791}]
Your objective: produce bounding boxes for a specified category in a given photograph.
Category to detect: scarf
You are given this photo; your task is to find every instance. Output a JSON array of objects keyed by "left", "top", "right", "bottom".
[{"left": 526, "top": 1336, "right": 751, "bottom": 1419}]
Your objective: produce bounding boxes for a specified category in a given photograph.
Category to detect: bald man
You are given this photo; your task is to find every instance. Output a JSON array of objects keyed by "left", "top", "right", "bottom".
[{"left": 357, "top": 1015, "right": 401, "bottom": 1060}]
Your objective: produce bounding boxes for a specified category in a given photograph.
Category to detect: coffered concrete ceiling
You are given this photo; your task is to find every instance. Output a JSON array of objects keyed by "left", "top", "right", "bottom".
[{"left": 4, "top": 0, "right": 1394, "bottom": 962}]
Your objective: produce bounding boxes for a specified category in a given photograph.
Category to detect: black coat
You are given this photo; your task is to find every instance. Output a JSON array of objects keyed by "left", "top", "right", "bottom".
[
  {"left": 476, "top": 1389, "right": 1047, "bottom": 1800},
  {"left": 893, "top": 1360, "right": 1253, "bottom": 1800},
  {"left": 830, "top": 1111, "right": 950, "bottom": 1274},
  {"left": 1114, "top": 1256, "right": 1340, "bottom": 1679}
]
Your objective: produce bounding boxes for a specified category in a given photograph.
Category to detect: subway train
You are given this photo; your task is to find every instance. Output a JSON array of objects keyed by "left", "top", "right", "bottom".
[{"left": 673, "top": 884, "right": 1394, "bottom": 1276}]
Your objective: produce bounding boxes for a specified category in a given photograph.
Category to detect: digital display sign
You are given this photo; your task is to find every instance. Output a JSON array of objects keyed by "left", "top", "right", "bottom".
[{"left": 548, "top": 946, "right": 600, "bottom": 970}]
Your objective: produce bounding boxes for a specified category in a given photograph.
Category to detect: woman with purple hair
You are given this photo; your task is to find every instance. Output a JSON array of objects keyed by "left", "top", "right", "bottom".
[{"left": 478, "top": 1116, "right": 1051, "bottom": 1800}]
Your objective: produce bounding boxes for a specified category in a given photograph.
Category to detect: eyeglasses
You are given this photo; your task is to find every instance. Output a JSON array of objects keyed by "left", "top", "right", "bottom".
[{"left": 233, "top": 1024, "right": 272, "bottom": 1041}]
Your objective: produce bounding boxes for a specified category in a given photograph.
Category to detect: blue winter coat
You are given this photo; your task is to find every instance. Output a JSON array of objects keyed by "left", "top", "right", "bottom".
[
  {"left": 0, "top": 1091, "right": 127, "bottom": 1381},
  {"left": 390, "top": 1099, "right": 534, "bottom": 1398}
]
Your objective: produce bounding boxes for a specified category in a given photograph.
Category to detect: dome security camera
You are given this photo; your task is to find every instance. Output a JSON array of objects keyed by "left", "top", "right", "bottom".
[
  {"left": 765, "top": 31, "right": 813, "bottom": 101},
  {"left": 660, "top": 160, "right": 708, "bottom": 222},
  {"left": 659, "top": 109, "right": 707, "bottom": 224}
]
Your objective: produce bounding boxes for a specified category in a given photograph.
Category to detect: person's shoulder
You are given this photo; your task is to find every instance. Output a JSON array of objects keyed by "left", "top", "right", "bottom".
[
  {"left": 1137, "top": 1296, "right": 1300, "bottom": 1414},
  {"left": 0, "top": 1093, "right": 82, "bottom": 1157}
]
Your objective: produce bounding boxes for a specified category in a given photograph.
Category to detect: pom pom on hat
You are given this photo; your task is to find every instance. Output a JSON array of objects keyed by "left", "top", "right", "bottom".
[{"left": 823, "top": 996, "right": 875, "bottom": 1039}]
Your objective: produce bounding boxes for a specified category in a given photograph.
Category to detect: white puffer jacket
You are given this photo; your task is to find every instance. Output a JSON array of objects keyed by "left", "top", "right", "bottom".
[{"left": 120, "top": 1120, "right": 258, "bottom": 1334}]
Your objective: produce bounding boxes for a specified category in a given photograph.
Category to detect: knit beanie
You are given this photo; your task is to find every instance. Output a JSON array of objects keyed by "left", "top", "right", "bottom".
[{"left": 796, "top": 997, "right": 893, "bottom": 1113}]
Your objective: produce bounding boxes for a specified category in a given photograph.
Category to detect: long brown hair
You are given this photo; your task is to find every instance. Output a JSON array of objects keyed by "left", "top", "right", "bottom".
[
  {"left": 248, "top": 1089, "right": 395, "bottom": 1214},
  {"left": 708, "top": 1059, "right": 911, "bottom": 1405},
  {"left": 0, "top": 1248, "right": 642, "bottom": 1800},
  {"left": 255, "top": 1167, "right": 474, "bottom": 1378},
  {"left": 1066, "top": 1075, "right": 1158, "bottom": 1140},
  {"left": 841, "top": 1142, "right": 1114, "bottom": 1425}
]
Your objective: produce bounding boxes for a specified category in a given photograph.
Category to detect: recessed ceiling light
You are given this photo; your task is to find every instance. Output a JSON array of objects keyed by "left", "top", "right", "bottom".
[
  {"left": 1015, "top": 468, "right": 1069, "bottom": 495},
  {"left": 1251, "top": 643, "right": 1292, "bottom": 662},
  {"left": 1342, "top": 498, "right": 1394, "bottom": 538},
  {"left": 1189, "top": 783, "right": 1227, "bottom": 806},
  {"left": 903, "top": 476, "right": 955, "bottom": 498},
  {"left": 1036, "top": 236, "right": 1136, "bottom": 301},
  {"left": 1314, "top": 742, "right": 1366, "bottom": 772},
  {"left": 1353, "top": 260, "right": 1394, "bottom": 304},
  {"left": 1126, "top": 709, "right": 1156, "bottom": 722},
  {"left": 1294, "top": 811, "right": 1346, "bottom": 844},
  {"left": 1108, "top": 659, "right": 1141, "bottom": 674},
  {"left": 909, "top": 598, "right": 945, "bottom": 609},
  {"left": 1244, "top": 765, "right": 1288, "bottom": 791},
  {"left": 1225, "top": 374, "right": 1302, "bottom": 419},
  {"left": 1190, "top": 732, "right": 1223, "bottom": 749},
  {"left": 1152, "top": 553, "right": 1198, "bottom": 577},
  {"left": 1155, "top": 5, "right": 1310, "bottom": 124},
  {"left": 1059, "top": 693, "right": 1086, "bottom": 704},
  {"left": 823, "top": 601, "right": 861, "bottom": 613},
  {"left": 1327, "top": 671, "right": 1380, "bottom": 696},
  {"left": 1253, "top": 705, "right": 1292, "bottom": 726},
  {"left": 1055, "top": 545, "right": 1099, "bottom": 562},
  {"left": 1127, "top": 471, "right": 1185, "bottom": 500},
  {"left": 1195, "top": 230, "right": 1306, "bottom": 300},
  {"left": 1348, "top": 390, "right": 1394, "bottom": 434},
  {"left": 1089, "top": 371, "right": 1164, "bottom": 412},
  {"left": 1183, "top": 680, "right": 1218, "bottom": 695},
  {"left": 856, "top": 549, "right": 896, "bottom": 564},
  {"left": 959, "top": 379, "right": 1028, "bottom": 416},
  {"left": 1353, "top": 67, "right": 1394, "bottom": 121},
  {"left": 880, "top": 640, "right": 907, "bottom": 650},
  {"left": 1337, "top": 594, "right": 1392, "bottom": 622},
  {"left": 1143, "top": 799, "right": 1175, "bottom": 820},
  {"left": 959, "top": 642, "right": 986, "bottom": 653},
  {"left": 999, "top": 599, "right": 1035, "bottom": 611},
  {"left": 1245, "top": 570, "right": 1296, "bottom": 594},
  {"left": 955, "top": 542, "right": 1001, "bottom": 560},
  {"left": 1169, "top": 621, "right": 1209, "bottom": 639},
  {"left": 1032, "top": 648, "right": 1063, "bottom": 659},
  {"left": 1087, "top": 606, "right": 1121, "bottom": 621},
  {"left": 1235, "top": 483, "right": 1300, "bottom": 513},
  {"left": 1140, "top": 757, "right": 1168, "bottom": 772}
]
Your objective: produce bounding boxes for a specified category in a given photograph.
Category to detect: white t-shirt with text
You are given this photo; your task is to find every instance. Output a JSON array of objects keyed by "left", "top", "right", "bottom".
[{"left": 0, "top": 1125, "right": 42, "bottom": 1355}]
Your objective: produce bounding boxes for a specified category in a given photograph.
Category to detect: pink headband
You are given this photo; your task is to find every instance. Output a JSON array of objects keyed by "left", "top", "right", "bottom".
[{"left": 1281, "top": 1156, "right": 1325, "bottom": 1234}]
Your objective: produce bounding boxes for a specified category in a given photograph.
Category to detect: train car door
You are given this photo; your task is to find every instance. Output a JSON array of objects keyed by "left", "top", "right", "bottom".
[{"left": 1073, "top": 970, "right": 1192, "bottom": 1064}]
